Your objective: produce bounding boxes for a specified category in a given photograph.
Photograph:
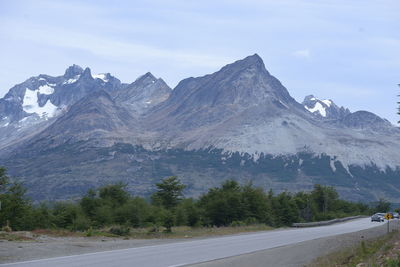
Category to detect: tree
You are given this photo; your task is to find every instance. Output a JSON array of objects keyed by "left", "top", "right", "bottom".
[
  {"left": 271, "top": 192, "right": 299, "bottom": 226},
  {"left": 99, "top": 183, "right": 129, "bottom": 207},
  {"left": 152, "top": 176, "right": 186, "bottom": 209},
  {"left": 162, "top": 210, "right": 174, "bottom": 232},
  {"left": 0, "top": 167, "right": 31, "bottom": 230},
  {"left": 293, "top": 191, "right": 314, "bottom": 222},
  {"left": 80, "top": 189, "right": 101, "bottom": 218},
  {"left": 241, "top": 183, "right": 272, "bottom": 224},
  {"left": 199, "top": 180, "right": 243, "bottom": 226},
  {"left": 311, "top": 184, "right": 339, "bottom": 214},
  {"left": 373, "top": 198, "right": 391, "bottom": 213},
  {"left": 114, "top": 197, "right": 150, "bottom": 227}
]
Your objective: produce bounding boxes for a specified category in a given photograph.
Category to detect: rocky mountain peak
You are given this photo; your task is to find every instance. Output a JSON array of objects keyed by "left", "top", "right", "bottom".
[
  {"left": 127, "top": 72, "right": 170, "bottom": 92},
  {"left": 64, "top": 64, "right": 84, "bottom": 78},
  {"left": 215, "top": 53, "right": 269, "bottom": 80},
  {"left": 137, "top": 72, "right": 156, "bottom": 81},
  {"left": 80, "top": 67, "right": 93, "bottom": 80},
  {"left": 342, "top": 111, "right": 393, "bottom": 130},
  {"left": 132, "top": 72, "right": 164, "bottom": 88},
  {"left": 234, "top": 53, "right": 265, "bottom": 69},
  {"left": 113, "top": 72, "right": 171, "bottom": 114},
  {"left": 158, "top": 54, "right": 295, "bottom": 118}
]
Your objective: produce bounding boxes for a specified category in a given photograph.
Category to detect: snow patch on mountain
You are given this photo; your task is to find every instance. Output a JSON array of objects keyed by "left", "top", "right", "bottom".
[
  {"left": 92, "top": 73, "right": 108, "bottom": 82},
  {"left": 63, "top": 75, "right": 80, "bottom": 85},
  {"left": 38, "top": 85, "right": 54, "bottom": 95},
  {"left": 305, "top": 102, "right": 327, "bottom": 117},
  {"left": 22, "top": 88, "right": 58, "bottom": 119},
  {"left": 322, "top": 99, "right": 332, "bottom": 107}
]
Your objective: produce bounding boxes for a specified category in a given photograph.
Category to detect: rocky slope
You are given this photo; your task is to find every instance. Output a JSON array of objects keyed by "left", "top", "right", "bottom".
[{"left": 1, "top": 54, "right": 399, "bottom": 202}]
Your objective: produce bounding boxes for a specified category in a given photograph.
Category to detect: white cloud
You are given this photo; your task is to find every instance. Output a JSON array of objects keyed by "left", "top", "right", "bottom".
[
  {"left": 293, "top": 49, "right": 311, "bottom": 59},
  {"left": 0, "top": 18, "right": 233, "bottom": 70}
]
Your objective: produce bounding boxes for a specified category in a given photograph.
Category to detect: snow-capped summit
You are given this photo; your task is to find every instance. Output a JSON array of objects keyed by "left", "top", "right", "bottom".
[
  {"left": 302, "top": 95, "right": 350, "bottom": 119},
  {"left": 0, "top": 65, "right": 126, "bottom": 147}
]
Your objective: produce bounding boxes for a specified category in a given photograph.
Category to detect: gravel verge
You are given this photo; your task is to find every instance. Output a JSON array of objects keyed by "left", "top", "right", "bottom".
[{"left": 0, "top": 235, "right": 186, "bottom": 264}]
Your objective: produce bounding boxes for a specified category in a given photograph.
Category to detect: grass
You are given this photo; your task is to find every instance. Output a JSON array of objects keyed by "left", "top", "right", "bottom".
[
  {"left": 308, "top": 230, "right": 400, "bottom": 267},
  {"left": 92, "top": 224, "right": 275, "bottom": 239},
  {"left": 32, "top": 229, "right": 85, "bottom": 237},
  {"left": 127, "top": 224, "right": 274, "bottom": 239},
  {"left": 0, "top": 231, "right": 35, "bottom": 241},
  {"left": 0, "top": 224, "right": 274, "bottom": 241}
]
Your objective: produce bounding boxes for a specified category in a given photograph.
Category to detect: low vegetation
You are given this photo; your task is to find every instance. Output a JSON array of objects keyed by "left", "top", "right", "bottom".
[
  {"left": 0, "top": 167, "right": 382, "bottom": 236},
  {"left": 309, "top": 230, "right": 400, "bottom": 267}
]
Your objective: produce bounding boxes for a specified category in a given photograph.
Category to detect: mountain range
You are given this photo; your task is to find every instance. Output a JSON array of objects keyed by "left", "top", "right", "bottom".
[{"left": 1, "top": 54, "right": 399, "bottom": 202}]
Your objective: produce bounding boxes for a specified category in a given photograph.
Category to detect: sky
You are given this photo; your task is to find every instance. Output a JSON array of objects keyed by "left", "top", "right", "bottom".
[{"left": 0, "top": 0, "right": 399, "bottom": 123}]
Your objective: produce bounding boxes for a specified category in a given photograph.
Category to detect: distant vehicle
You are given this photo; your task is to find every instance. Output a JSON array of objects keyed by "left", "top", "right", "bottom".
[
  {"left": 371, "top": 213, "right": 385, "bottom": 222},
  {"left": 388, "top": 212, "right": 399, "bottom": 219}
]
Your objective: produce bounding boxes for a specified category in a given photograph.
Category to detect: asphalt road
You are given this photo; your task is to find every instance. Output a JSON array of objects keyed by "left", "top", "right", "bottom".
[{"left": 1, "top": 218, "right": 379, "bottom": 267}]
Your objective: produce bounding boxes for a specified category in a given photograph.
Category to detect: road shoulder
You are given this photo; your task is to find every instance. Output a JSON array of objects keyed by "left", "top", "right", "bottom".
[{"left": 189, "top": 222, "right": 390, "bottom": 267}]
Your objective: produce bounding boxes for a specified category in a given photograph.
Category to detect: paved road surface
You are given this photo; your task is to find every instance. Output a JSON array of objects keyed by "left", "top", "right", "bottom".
[{"left": 1, "top": 218, "right": 379, "bottom": 267}]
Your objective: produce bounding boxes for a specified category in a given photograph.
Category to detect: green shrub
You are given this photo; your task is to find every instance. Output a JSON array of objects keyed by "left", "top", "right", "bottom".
[
  {"left": 2, "top": 221, "right": 12, "bottom": 232},
  {"left": 86, "top": 227, "right": 94, "bottom": 237},
  {"left": 230, "top": 220, "right": 246, "bottom": 227},
  {"left": 245, "top": 217, "right": 258, "bottom": 225},
  {"left": 71, "top": 214, "right": 91, "bottom": 231},
  {"left": 109, "top": 226, "right": 130, "bottom": 236}
]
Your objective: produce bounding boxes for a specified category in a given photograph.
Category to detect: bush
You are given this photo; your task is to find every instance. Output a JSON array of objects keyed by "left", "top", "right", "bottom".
[
  {"left": 244, "top": 217, "right": 258, "bottom": 225},
  {"left": 2, "top": 221, "right": 12, "bottom": 232},
  {"left": 86, "top": 227, "right": 94, "bottom": 237},
  {"left": 147, "top": 224, "right": 160, "bottom": 234},
  {"left": 92, "top": 205, "right": 114, "bottom": 226},
  {"left": 71, "top": 214, "right": 91, "bottom": 231},
  {"left": 230, "top": 220, "right": 246, "bottom": 227},
  {"left": 109, "top": 226, "right": 130, "bottom": 236},
  {"left": 114, "top": 198, "right": 149, "bottom": 227}
]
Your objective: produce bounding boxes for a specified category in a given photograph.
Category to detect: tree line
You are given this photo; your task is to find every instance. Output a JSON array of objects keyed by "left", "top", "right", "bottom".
[{"left": 0, "top": 167, "right": 388, "bottom": 233}]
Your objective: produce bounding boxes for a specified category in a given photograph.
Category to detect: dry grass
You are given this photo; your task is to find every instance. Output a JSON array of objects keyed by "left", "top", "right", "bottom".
[
  {"left": 32, "top": 229, "right": 85, "bottom": 237},
  {"left": 1, "top": 224, "right": 274, "bottom": 241},
  {"left": 132, "top": 224, "right": 274, "bottom": 239},
  {"left": 94, "top": 224, "right": 275, "bottom": 239},
  {"left": 0, "top": 231, "right": 35, "bottom": 241}
]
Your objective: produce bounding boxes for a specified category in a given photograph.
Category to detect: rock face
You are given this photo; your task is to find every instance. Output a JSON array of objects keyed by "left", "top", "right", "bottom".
[
  {"left": 1, "top": 55, "right": 400, "bottom": 202},
  {"left": 0, "top": 65, "right": 128, "bottom": 153},
  {"left": 25, "top": 90, "right": 138, "bottom": 150},
  {"left": 114, "top": 72, "right": 171, "bottom": 115},
  {"left": 341, "top": 111, "right": 393, "bottom": 131}
]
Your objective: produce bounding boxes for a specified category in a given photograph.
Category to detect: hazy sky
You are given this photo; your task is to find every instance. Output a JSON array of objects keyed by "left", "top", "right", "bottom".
[{"left": 1, "top": 0, "right": 399, "bottom": 123}]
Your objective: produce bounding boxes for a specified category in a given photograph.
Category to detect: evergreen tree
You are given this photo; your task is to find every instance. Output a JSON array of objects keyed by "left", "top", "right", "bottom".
[
  {"left": 373, "top": 198, "right": 391, "bottom": 213},
  {"left": 152, "top": 176, "right": 186, "bottom": 209},
  {"left": 0, "top": 167, "right": 31, "bottom": 230}
]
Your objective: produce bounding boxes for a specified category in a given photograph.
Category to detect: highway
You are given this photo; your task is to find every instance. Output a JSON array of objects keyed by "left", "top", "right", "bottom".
[{"left": 1, "top": 218, "right": 379, "bottom": 267}]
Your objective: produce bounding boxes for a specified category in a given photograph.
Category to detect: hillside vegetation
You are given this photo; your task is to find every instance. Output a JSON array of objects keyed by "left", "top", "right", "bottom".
[{"left": 0, "top": 167, "right": 380, "bottom": 235}]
